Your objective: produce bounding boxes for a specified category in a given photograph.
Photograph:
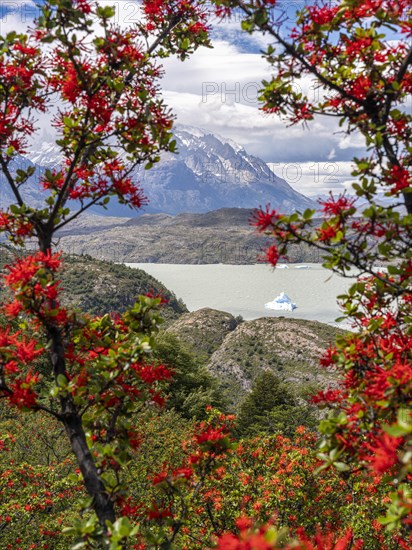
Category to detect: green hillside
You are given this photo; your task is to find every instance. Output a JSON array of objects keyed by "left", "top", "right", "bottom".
[
  {"left": 0, "top": 246, "right": 187, "bottom": 319},
  {"left": 167, "top": 308, "right": 343, "bottom": 409}
]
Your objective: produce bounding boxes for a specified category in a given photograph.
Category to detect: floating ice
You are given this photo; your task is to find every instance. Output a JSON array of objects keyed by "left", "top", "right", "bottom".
[{"left": 264, "top": 292, "right": 297, "bottom": 311}]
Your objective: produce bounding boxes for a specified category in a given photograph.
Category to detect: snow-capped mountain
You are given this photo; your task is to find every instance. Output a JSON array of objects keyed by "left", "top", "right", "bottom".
[
  {"left": 5, "top": 124, "right": 315, "bottom": 216},
  {"left": 138, "top": 124, "right": 314, "bottom": 215},
  {"left": 0, "top": 156, "right": 46, "bottom": 210}
]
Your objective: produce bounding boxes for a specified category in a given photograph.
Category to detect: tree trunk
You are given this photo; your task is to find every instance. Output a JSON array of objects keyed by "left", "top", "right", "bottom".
[
  {"left": 403, "top": 191, "right": 412, "bottom": 215},
  {"left": 63, "top": 409, "right": 116, "bottom": 530},
  {"left": 42, "top": 247, "right": 117, "bottom": 536}
]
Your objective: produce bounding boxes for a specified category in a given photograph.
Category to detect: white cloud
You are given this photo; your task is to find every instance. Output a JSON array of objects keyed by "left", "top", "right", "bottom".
[
  {"left": 268, "top": 161, "right": 357, "bottom": 196},
  {"left": 162, "top": 86, "right": 364, "bottom": 166},
  {"left": 338, "top": 133, "right": 366, "bottom": 150},
  {"left": 162, "top": 40, "right": 271, "bottom": 103},
  {"left": 159, "top": 35, "right": 367, "bottom": 173},
  {"left": 0, "top": 1, "right": 39, "bottom": 35}
]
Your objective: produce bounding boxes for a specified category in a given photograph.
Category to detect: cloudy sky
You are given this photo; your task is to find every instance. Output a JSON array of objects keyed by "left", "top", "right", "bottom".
[
  {"left": 0, "top": 0, "right": 368, "bottom": 195},
  {"left": 163, "top": 3, "right": 364, "bottom": 196}
]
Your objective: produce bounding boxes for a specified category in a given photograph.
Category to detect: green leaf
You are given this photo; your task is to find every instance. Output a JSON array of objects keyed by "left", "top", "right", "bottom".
[
  {"left": 303, "top": 208, "right": 315, "bottom": 220},
  {"left": 117, "top": 517, "right": 132, "bottom": 537},
  {"left": 334, "top": 462, "right": 350, "bottom": 472},
  {"left": 181, "top": 38, "right": 190, "bottom": 51},
  {"left": 57, "top": 374, "right": 68, "bottom": 388},
  {"left": 97, "top": 5, "right": 116, "bottom": 19},
  {"left": 10, "top": 204, "right": 21, "bottom": 214}
]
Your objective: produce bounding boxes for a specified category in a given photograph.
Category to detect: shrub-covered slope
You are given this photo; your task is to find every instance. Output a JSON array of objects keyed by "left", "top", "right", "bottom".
[
  {"left": 0, "top": 246, "right": 187, "bottom": 319},
  {"left": 167, "top": 310, "right": 342, "bottom": 409},
  {"left": 165, "top": 307, "right": 240, "bottom": 359}
]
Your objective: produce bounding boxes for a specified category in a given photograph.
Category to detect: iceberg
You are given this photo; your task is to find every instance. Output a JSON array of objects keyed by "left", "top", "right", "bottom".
[{"left": 264, "top": 292, "right": 297, "bottom": 311}]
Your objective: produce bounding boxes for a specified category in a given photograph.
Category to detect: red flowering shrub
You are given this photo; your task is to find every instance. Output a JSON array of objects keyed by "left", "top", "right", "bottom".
[
  {"left": 1, "top": 0, "right": 412, "bottom": 547},
  {"left": 213, "top": 0, "right": 412, "bottom": 538},
  {"left": 124, "top": 421, "right": 398, "bottom": 548},
  {"left": 0, "top": 0, "right": 215, "bottom": 546}
]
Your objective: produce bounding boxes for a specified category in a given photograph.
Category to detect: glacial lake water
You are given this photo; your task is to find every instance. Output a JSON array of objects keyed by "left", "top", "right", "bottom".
[{"left": 126, "top": 263, "right": 356, "bottom": 327}]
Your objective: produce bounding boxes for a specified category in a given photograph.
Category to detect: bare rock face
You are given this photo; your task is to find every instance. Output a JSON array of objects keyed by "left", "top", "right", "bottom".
[
  {"left": 166, "top": 307, "right": 239, "bottom": 358},
  {"left": 47, "top": 206, "right": 323, "bottom": 265}
]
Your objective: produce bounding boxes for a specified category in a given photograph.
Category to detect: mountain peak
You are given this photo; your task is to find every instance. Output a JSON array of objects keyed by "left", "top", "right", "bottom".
[
  {"left": 11, "top": 125, "right": 314, "bottom": 216},
  {"left": 174, "top": 124, "right": 245, "bottom": 154}
]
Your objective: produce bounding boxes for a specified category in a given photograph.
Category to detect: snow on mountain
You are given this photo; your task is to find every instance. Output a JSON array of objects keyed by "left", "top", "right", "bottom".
[
  {"left": 8, "top": 124, "right": 315, "bottom": 216},
  {"left": 0, "top": 156, "right": 47, "bottom": 209},
  {"left": 126, "top": 124, "right": 315, "bottom": 215},
  {"left": 27, "top": 142, "right": 63, "bottom": 168}
]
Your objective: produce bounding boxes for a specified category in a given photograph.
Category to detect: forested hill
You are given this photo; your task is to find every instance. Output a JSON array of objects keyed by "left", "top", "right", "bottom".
[
  {"left": 0, "top": 247, "right": 187, "bottom": 319},
  {"left": 166, "top": 307, "right": 343, "bottom": 409}
]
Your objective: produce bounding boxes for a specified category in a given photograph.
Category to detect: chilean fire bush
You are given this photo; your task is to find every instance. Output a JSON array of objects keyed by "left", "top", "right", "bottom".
[
  {"left": 214, "top": 0, "right": 412, "bottom": 541},
  {"left": 1, "top": 0, "right": 412, "bottom": 548}
]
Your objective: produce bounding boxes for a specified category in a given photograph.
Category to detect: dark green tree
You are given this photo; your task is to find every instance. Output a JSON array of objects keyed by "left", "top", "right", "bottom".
[
  {"left": 236, "top": 370, "right": 316, "bottom": 437},
  {"left": 154, "top": 332, "right": 227, "bottom": 419}
]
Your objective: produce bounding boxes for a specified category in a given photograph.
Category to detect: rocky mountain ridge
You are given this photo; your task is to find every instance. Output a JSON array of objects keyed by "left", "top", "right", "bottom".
[
  {"left": 53, "top": 207, "right": 321, "bottom": 264},
  {"left": 2, "top": 124, "right": 315, "bottom": 216}
]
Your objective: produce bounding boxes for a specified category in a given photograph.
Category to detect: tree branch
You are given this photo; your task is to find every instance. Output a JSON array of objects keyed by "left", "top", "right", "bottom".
[
  {"left": 0, "top": 156, "right": 24, "bottom": 207},
  {"left": 235, "top": 1, "right": 366, "bottom": 107}
]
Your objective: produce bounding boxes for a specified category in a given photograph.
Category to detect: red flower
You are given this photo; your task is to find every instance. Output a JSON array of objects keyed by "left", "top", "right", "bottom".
[
  {"left": 196, "top": 426, "right": 226, "bottom": 445},
  {"left": 320, "top": 347, "right": 337, "bottom": 368},
  {"left": 8, "top": 373, "right": 39, "bottom": 409},
  {"left": 3, "top": 300, "right": 23, "bottom": 318},
  {"left": 250, "top": 205, "right": 280, "bottom": 232},
  {"left": 5, "top": 250, "right": 61, "bottom": 287},
  {"left": 364, "top": 433, "right": 402, "bottom": 474},
  {"left": 265, "top": 245, "right": 279, "bottom": 267},
  {"left": 294, "top": 527, "right": 361, "bottom": 550},
  {"left": 311, "top": 389, "right": 343, "bottom": 405},
  {"left": 131, "top": 363, "right": 172, "bottom": 384},
  {"left": 308, "top": 5, "right": 339, "bottom": 25},
  {"left": 317, "top": 224, "right": 338, "bottom": 242},
  {"left": 16, "top": 340, "right": 44, "bottom": 363},
  {"left": 236, "top": 516, "right": 253, "bottom": 532},
  {"left": 387, "top": 165, "right": 411, "bottom": 194},
  {"left": 172, "top": 467, "right": 193, "bottom": 480},
  {"left": 152, "top": 469, "right": 168, "bottom": 486},
  {"left": 350, "top": 76, "right": 372, "bottom": 100},
  {"left": 145, "top": 290, "right": 169, "bottom": 304},
  {"left": 144, "top": 0, "right": 165, "bottom": 17},
  {"left": 189, "top": 22, "right": 208, "bottom": 34},
  {"left": 320, "top": 194, "right": 356, "bottom": 216},
  {"left": 147, "top": 502, "right": 172, "bottom": 520},
  {"left": 61, "top": 65, "right": 81, "bottom": 103},
  {"left": 75, "top": 0, "right": 92, "bottom": 14}
]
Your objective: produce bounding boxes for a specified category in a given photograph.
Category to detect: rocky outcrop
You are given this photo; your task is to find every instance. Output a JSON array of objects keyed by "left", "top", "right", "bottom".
[{"left": 168, "top": 311, "right": 342, "bottom": 409}]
